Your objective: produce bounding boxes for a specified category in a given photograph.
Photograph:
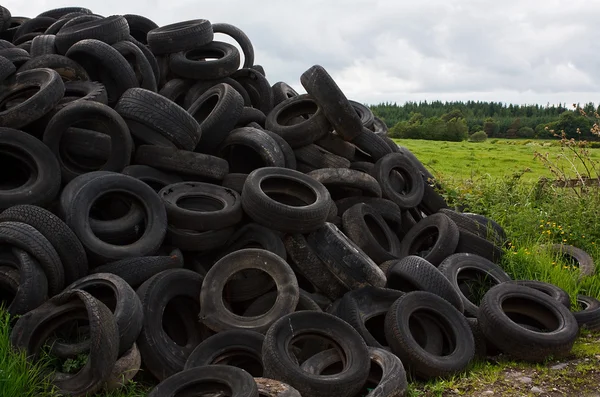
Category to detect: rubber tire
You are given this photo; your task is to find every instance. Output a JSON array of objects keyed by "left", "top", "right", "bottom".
[
  {"left": 545, "top": 244, "right": 595, "bottom": 277},
  {"left": 438, "top": 253, "right": 512, "bottom": 317},
  {"left": 55, "top": 15, "right": 129, "bottom": 54},
  {"left": 147, "top": 19, "right": 213, "bottom": 55},
  {"left": 307, "top": 222, "right": 386, "bottom": 289},
  {"left": 169, "top": 41, "right": 240, "bottom": 80},
  {"left": 506, "top": 280, "right": 571, "bottom": 309},
  {"left": 398, "top": 213, "right": 460, "bottom": 266},
  {"left": 372, "top": 153, "right": 424, "bottom": 210},
  {"left": 478, "top": 283, "right": 579, "bottom": 362},
  {"left": 241, "top": 167, "right": 332, "bottom": 233},
  {"left": 573, "top": 295, "right": 600, "bottom": 332},
  {"left": 212, "top": 22, "right": 254, "bottom": 68},
  {"left": 199, "top": 249, "right": 299, "bottom": 334},
  {"left": 385, "top": 291, "right": 475, "bottom": 379},
  {"left": 386, "top": 256, "right": 464, "bottom": 312},
  {"left": 123, "top": 14, "right": 157, "bottom": 44},
  {"left": 122, "top": 165, "right": 183, "bottom": 192},
  {"left": 4, "top": 248, "right": 48, "bottom": 316},
  {"left": 263, "top": 311, "right": 370, "bottom": 397},
  {"left": 307, "top": 168, "right": 382, "bottom": 199}
]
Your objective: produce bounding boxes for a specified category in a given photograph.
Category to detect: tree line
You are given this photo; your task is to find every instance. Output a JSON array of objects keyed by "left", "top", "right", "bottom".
[{"left": 370, "top": 101, "right": 599, "bottom": 141}]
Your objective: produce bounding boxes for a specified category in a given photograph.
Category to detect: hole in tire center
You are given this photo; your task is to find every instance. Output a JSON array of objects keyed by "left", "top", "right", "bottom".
[
  {"left": 213, "top": 350, "right": 263, "bottom": 377},
  {"left": 0, "top": 145, "right": 36, "bottom": 190},
  {"left": 290, "top": 334, "right": 345, "bottom": 368},
  {"left": 162, "top": 297, "right": 197, "bottom": 347},
  {"left": 359, "top": 360, "right": 383, "bottom": 393},
  {"left": 276, "top": 100, "right": 317, "bottom": 126},
  {"left": 0, "top": 87, "right": 39, "bottom": 111},
  {"left": 410, "top": 309, "right": 457, "bottom": 357},
  {"left": 364, "top": 313, "right": 388, "bottom": 347},
  {"left": 177, "top": 382, "right": 233, "bottom": 396},
  {"left": 502, "top": 297, "right": 560, "bottom": 332},
  {"left": 59, "top": 121, "right": 112, "bottom": 172},
  {"left": 191, "top": 94, "right": 219, "bottom": 123},
  {"left": 222, "top": 269, "right": 275, "bottom": 315},
  {"left": 457, "top": 269, "right": 501, "bottom": 307},
  {"left": 364, "top": 214, "right": 391, "bottom": 251},
  {"left": 388, "top": 168, "right": 411, "bottom": 194},
  {"left": 408, "top": 227, "right": 439, "bottom": 257},
  {"left": 260, "top": 176, "right": 317, "bottom": 207},
  {"left": 176, "top": 195, "right": 225, "bottom": 213},
  {"left": 185, "top": 48, "right": 224, "bottom": 62}
]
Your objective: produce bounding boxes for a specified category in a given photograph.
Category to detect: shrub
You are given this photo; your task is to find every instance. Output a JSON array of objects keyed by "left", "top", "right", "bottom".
[{"left": 469, "top": 131, "right": 488, "bottom": 142}]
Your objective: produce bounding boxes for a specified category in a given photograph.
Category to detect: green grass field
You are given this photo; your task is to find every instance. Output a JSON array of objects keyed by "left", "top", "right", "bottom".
[{"left": 394, "top": 138, "right": 600, "bottom": 181}]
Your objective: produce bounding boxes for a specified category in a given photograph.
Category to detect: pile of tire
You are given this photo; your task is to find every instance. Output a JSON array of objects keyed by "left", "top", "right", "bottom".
[{"left": 0, "top": 5, "right": 598, "bottom": 397}]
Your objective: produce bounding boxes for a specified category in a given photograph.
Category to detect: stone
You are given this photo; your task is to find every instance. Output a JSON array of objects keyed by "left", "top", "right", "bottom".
[
  {"left": 518, "top": 376, "right": 532, "bottom": 384},
  {"left": 550, "top": 363, "right": 568, "bottom": 370},
  {"left": 531, "top": 386, "right": 544, "bottom": 394}
]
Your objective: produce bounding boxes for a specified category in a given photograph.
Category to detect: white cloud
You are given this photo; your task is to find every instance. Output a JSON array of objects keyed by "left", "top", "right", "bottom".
[{"left": 3, "top": 0, "right": 600, "bottom": 106}]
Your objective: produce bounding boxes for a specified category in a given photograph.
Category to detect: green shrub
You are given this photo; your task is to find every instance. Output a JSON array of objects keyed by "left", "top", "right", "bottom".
[
  {"left": 469, "top": 131, "right": 488, "bottom": 142},
  {"left": 517, "top": 126, "right": 535, "bottom": 138}
]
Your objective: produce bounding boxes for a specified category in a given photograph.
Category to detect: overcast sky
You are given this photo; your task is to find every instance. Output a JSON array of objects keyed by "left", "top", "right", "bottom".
[{"left": 5, "top": 0, "right": 600, "bottom": 106}]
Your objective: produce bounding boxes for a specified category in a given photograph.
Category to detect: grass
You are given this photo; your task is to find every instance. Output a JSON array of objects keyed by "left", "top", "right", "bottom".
[{"left": 394, "top": 138, "right": 600, "bottom": 181}]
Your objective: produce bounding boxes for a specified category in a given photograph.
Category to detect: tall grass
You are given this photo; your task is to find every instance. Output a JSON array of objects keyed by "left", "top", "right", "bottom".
[{"left": 0, "top": 310, "right": 59, "bottom": 397}]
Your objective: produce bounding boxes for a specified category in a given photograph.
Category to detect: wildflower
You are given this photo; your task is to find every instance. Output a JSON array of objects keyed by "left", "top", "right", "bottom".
[
  {"left": 552, "top": 262, "right": 556, "bottom": 265},
  {"left": 582, "top": 235, "right": 585, "bottom": 238},
  {"left": 512, "top": 252, "right": 518, "bottom": 255},
  {"left": 563, "top": 239, "right": 568, "bottom": 242}
]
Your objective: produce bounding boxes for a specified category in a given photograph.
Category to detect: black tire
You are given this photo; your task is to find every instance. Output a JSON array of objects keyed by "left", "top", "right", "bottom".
[
  {"left": 212, "top": 22, "right": 254, "bottom": 68},
  {"left": 216, "top": 222, "right": 287, "bottom": 261},
  {"left": 43, "top": 101, "right": 133, "bottom": 182},
  {"left": 272, "top": 81, "right": 298, "bottom": 106},
  {"left": 29, "top": 34, "right": 56, "bottom": 56},
  {"left": 385, "top": 291, "right": 475, "bottom": 379},
  {"left": 158, "top": 78, "right": 193, "bottom": 106},
  {"left": 199, "top": 248, "right": 299, "bottom": 334},
  {"left": 91, "top": 249, "right": 183, "bottom": 289},
  {"left": 112, "top": 40, "right": 157, "bottom": 92},
  {"left": 544, "top": 244, "right": 595, "bottom": 277},
  {"left": 148, "top": 365, "right": 258, "bottom": 397},
  {"left": 386, "top": 256, "right": 464, "bottom": 312},
  {"left": 335, "top": 286, "right": 404, "bottom": 348},
  {"left": 17, "top": 54, "right": 89, "bottom": 82},
  {"left": 243, "top": 289, "right": 321, "bottom": 317},
  {"left": 165, "top": 225, "right": 234, "bottom": 252},
  {"left": 159, "top": 181, "right": 242, "bottom": 231},
  {"left": 478, "top": 283, "right": 578, "bottom": 362},
  {"left": 0, "top": 55, "right": 15, "bottom": 81},
  {"left": 438, "top": 253, "right": 512, "bottom": 317},
  {"left": 342, "top": 203, "right": 401, "bottom": 264},
  {"left": 55, "top": 15, "right": 129, "bottom": 54},
  {"left": 122, "top": 165, "right": 183, "bottom": 192},
  {"left": 0, "top": 205, "right": 87, "bottom": 284},
  {"left": 187, "top": 83, "right": 244, "bottom": 153},
  {"left": 300, "top": 65, "right": 362, "bottom": 141},
  {"left": 0, "top": 68, "right": 64, "bottom": 129},
  {"left": 307, "top": 222, "right": 386, "bottom": 289},
  {"left": 134, "top": 145, "right": 229, "bottom": 181},
  {"left": 300, "top": 347, "right": 408, "bottom": 397},
  {"left": 184, "top": 78, "right": 251, "bottom": 110},
  {"left": 455, "top": 229, "right": 504, "bottom": 263},
  {"left": 38, "top": 7, "right": 92, "bottom": 19},
  {"left": 265, "top": 94, "right": 330, "bottom": 148},
  {"left": 65, "top": 272, "right": 143, "bottom": 355},
  {"left": 262, "top": 129, "right": 297, "bottom": 170},
  {"left": 351, "top": 128, "right": 393, "bottom": 162},
  {"left": 419, "top": 181, "right": 448, "bottom": 215},
  {"left": 398, "top": 213, "right": 460, "bottom": 266},
  {"left": 116, "top": 88, "right": 201, "bottom": 150},
  {"left": 372, "top": 153, "right": 424, "bottom": 210},
  {"left": 5, "top": 248, "right": 48, "bottom": 316},
  {"left": 184, "top": 329, "right": 264, "bottom": 376},
  {"left": 65, "top": 39, "right": 138, "bottom": 105},
  {"left": 221, "top": 173, "right": 248, "bottom": 194},
  {"left": 236, "top": 105, "right": 266, "bottom": 126},
  {"left": 0, "top": 47, "right": 30, "bottom": 66},
  {"left": 307, "top": 168, "right": 382, "bottom": 200},
  {"left": 466, "top": 317, "right": 490, "bottom": 360},
  {"left": 284, "top": 233, "right": 348, "bottom": 300},
  {"left": 123, "top": 14, "right": 157, "bottom": 44},
  {"left": 127, "top": 35, "right": 160, "bottom": 85},
  {"left": 349, "top": 100, "right": 374, "bottom": 129},
  {"left": 241, "top": 167, "right": 332, "bottom": 233},
  {"left": 573, "top": 295, "right": 600, "bottom": 332},
  {"left": 63, "top": 172, "right": 167, "bottom": 263},
  {"left": 438, "top": 209, "right": 503, "bottom": 248},
  {"left": 170, "top": 41, "right": 240, "bottom": 80},
  {"left": 137, "top": 269, "right": 208, "bottom": 381},
  {"left": 506, "top": 280, "right": 571, "bottom": 309},
  {"left": 218, "top": 127, "right": 286, "bottom": 173},
  {"left": 13, "top": 16, "right": 56, "bottom": 43},
  {"left": 0, "top": 7, "right": 11, "bottom": 33},
  {"left": 294, "top": 144, "right": 351, "bottom": 169},
  {"left": 463, "top": 212, "right": 507, "bottom": 243},
  {"left": 232, "top": 68, "right": 274, "bottom": 114},
  {"left": 315, "top": 133, "right": 356, "bottom": 160},
  {"left": 263, "top": 311, "right": 370, "bottom": 397},
  {"left": 147, "top": 19, "right": 213, "bottom": 55},
  {"left": 0, "top": 128, "right": 61, "bottom": 209}
]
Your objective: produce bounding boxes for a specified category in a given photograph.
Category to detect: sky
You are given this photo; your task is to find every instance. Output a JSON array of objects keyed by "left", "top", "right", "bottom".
[{"left": 4, "top": 0, "right": 600, "bottom": 106}]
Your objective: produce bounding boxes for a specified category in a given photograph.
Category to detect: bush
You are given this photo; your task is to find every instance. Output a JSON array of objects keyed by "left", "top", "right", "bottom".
[
  {"left": 517, "top": 126, "right": 535, "bottom": 138},
  {"left": 469, "top": 131, "right": 488, "bottom": 142}
]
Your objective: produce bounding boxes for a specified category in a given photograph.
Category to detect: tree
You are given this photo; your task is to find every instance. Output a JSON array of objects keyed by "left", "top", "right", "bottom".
[
  {"left": 444, "top": 117, "right": 469, "bottom": 141},
  {"left": 469, "top": 131, "right": 488, "bottom": 142},
  {"left": 483, "top": 117, "right": 499, "bottom": 137},
  {"left": 517, "top": 126, "right": 535, "bottom": 138}
]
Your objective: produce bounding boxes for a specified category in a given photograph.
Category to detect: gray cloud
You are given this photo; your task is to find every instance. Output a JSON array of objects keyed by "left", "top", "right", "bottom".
[{"left": 4, "top": 0, "right": 600, "bottom": 105}]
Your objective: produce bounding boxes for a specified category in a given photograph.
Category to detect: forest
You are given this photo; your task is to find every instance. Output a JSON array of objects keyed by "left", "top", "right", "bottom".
[{"left": 370, "top": 101, "right": 600, "bottom": 142}]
